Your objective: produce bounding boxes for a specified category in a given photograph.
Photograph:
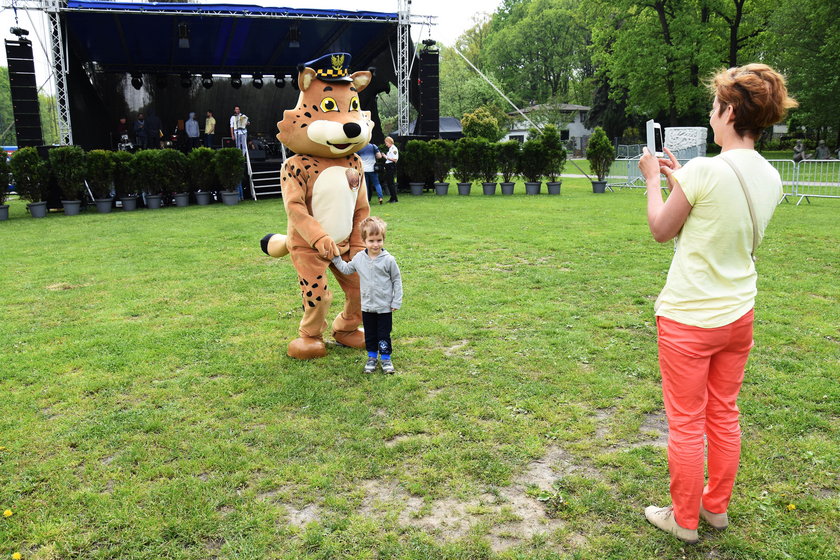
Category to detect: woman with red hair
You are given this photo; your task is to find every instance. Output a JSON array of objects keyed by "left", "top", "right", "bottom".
[{"left": 639, "top": 64, "right": 797, "bottom": 543}]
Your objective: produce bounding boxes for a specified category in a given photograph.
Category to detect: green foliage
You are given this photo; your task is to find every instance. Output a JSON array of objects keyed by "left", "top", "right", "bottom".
[
  {"left": 187, "top": 147, "right": 218, "bottom": 192},
  {"left": 426, "top": 139, "right": 453, "bottom": 183},
  {"left": 111, "top": 151, "right": 136, "bottom": 198},
  {"left": 402, "top": 140, "right": 433, "bottom": 183},
  {"left": 540, "top": 124, "right": 567, "bottom": 180},
  {"left": 48, "top": 145, "right": 87, "bottom": 200},
  {"left": 496, "top": 140, "right": 521, "bottom": 183},
  {"left": 214, "top": 148, "right": 245, "bottom": 191},
  {"left": 85, "top": 149, "right": 115, "bottom": 199},
  {"left": 131, "top": 150, "right": 161, "bottom": 195},
  {"left": 477, "top": 139, "right": 499, "bottom": 183},
  {"left": 9, "top": 147, "right": 49, "bottom": 202},
  {"left": 586, "top": 126, "right": 615, "bottom": 181},
  {"left": 156, "top": 149, "right": 188, "bottom": 194},
  {"left": 517, "top": 136, "right": 546, "bottom": 182},
  {"left": 452, "top": 137, "right": 486, "bottom": 183},
  {"left": 461, "top": 107, "right": 504, "bottom": 142},
  {"left": 0, "top": 154, "right": 9, "bottom": 205}
]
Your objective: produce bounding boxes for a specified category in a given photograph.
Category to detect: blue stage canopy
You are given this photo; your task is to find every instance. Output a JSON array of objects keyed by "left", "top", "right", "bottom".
[{"left": 63, "top": 1, "right": 399, "bottom": 74}]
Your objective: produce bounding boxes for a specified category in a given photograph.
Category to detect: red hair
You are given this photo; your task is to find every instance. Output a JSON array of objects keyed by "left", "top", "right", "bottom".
[{"left": 711, "top": 64, "right": 798, "bottom": 139}]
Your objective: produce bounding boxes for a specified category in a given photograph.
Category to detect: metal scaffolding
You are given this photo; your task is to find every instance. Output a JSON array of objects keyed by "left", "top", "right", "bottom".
[{"left": 396, "top": 0, "right": 410, "bottom": 137}]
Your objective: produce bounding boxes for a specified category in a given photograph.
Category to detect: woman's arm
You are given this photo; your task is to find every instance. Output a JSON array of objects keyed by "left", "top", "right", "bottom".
[{"left": 639, "top": 147, "right": 692, "bottom": 243}]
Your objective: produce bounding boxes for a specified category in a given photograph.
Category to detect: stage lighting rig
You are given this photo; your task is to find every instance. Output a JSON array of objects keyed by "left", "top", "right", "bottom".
[
  {"left": 130, "top": 72, "right": 143, "bottom": 90},
  {"left": 230, "top": 73, "right": 242, "bottom": 89},
  {"left": 252, "top": 72, "right": 263, "bottom": 89},
  {"left": 180, "top": 72, "right": 192, "bottom": 88},
  {"left": 201, "top": 73, "right": 213, "bottom": 89},
  {"left": 275, "top": 75, "right": 286, "bottom": 88},
  {"left": 9, "top": 26, "right": 29, "bottom": 38}
]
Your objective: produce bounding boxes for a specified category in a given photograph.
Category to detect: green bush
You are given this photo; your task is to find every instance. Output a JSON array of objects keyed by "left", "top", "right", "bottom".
[
  {"left": 497, "top": 140, "right": 521, "bottom": 183},
  {"left": 461, "top": 107, "right": 504, "bottom": 142},
  {"left": 518, "top": 136, "right": 546, "bottom": 183},
  {"left": 403, "top": 140, "right": 433, "bottom": 184},
  {"left": 111, "top": 151, "right": 136, "bottom": 198},
  {"left": 49, "top": 145, "right": 87, "bottom": 200},
  {"left": 541, "top": 124, "right": 567, "bottom": 181},
  {"left": 215, "top": 148, "right": 245, "bottom": 192},
  {"left": 86, "top": 149, "right": 115, "bottom": 199},
  {"left": 156, "top": 149, "right": 187, "bottom": 194},
  {"left": 9, "top": 147, "right": 49, "bottom": 203},
  {"left": 187, "top": 147, "right": 218, "bottom": 192},
  {"left": 453, "top": 137, "right": 485, "bottom": 184},
  {"left": 0, "top": 154, "right": 9, "bottom": 206},
  {"left": 586, "top": 127, "right": 615, "bottom": 181},
  {"left": 477, "top": 139, "right": 499, "bottom": 183},
  {"left": 427, "top": 139, "right": 453, "bottom": 183},
  {"left": 131, "top": 150, "right": 161, "bottom": 195}
]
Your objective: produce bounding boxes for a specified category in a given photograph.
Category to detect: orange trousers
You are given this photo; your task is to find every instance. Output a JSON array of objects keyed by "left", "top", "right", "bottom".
[{"left": 656, "top": 309, "right": 754, "bottom": 530}]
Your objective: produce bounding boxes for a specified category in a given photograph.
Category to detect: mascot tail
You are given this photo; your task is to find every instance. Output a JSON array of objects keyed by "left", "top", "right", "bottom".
[{"left": 260, "top": 233, "right": 290, "bottom": 258}]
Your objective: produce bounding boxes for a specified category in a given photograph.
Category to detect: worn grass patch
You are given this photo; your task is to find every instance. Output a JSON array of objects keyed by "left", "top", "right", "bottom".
[{"left": 0, "top": 179, "right": 837, "bottom": 559}]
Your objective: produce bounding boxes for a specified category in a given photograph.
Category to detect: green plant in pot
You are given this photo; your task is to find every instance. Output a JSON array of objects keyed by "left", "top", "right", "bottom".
[
  {"left": 497, "top": 140, "right": 520, "bottom": 195},
  {"left": 10, "top": 147, "right": 50, "bottom": 217},
  {"left": 49, "top": 145, "right": 87, "bottom": 214},
  {"left": 518, "top": 135, "right": 546, "bottom": 194},
  {"left": 188, "top": 147, "right": 217, "bottom": 205},
  {"left": 215, "top": 148, "right": 245, "bottom": 205},
  {"left": 86, "top": 149, "right": 115, "bottom": 212},
  {"left": 477, "top": 139, "right": 499, "bottom": 194},
  {"left": 586, "top": 126, "right": 615, "bottom": 193},
  {"left": 541, "top": 124, "right": 567, "bottom": 194},
  {"left": 0, "top": 154, "right": 10, "bottom": 220},
  {"left": 157, "top": 149, "right": 188, "bottom": 206},
  {"left": 453, "top": 137, "right": 484, "bottom": 195},
  {"left": 130, "top": 149, "right": 162, "bottom": 208},
  {"left": 403, "top": 139, "right": 432, "bottom": 194},
  {"left": 427, "top": 139, "right": 453, "bottom": 193},
  {"left": 111, "top": 151, "right": 138, "bottom": 210}
]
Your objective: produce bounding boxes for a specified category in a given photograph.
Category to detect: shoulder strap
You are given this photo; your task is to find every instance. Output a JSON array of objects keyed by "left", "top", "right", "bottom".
[{"left": 719, "top": 153, "right": 758, "bottom": 261}]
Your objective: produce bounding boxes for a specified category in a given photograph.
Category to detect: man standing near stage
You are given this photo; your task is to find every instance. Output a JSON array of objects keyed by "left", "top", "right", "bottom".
[
  {"left": 186, "top": 112, "right": 200, "bottom": 149},
  {"left": 205, "top": 110, "right": 216, "bottom": 148},
  {"left": 230, "top": 105, "right": 249, "bottom": 155}
]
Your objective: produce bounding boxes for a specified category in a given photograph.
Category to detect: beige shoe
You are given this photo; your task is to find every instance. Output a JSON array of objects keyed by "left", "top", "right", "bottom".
[
  {"left": 644, "top": 505, "right": 698, "bottom": 544},
  {"left": 700, "top": 504, "right": 729, "bottom": 530}
]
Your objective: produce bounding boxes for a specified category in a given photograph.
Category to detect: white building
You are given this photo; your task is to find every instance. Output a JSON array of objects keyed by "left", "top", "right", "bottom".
[{"left": 503, "top": 103, "right": 593, "bottom": 154}]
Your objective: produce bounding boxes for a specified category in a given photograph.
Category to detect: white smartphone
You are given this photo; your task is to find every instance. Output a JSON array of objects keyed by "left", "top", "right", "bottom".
[{"left": 646, "top": 119, "right": 664, "bottom": 157}]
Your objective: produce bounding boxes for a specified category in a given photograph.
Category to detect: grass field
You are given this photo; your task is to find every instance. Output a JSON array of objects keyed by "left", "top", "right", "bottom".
[{"left": 1, "top": 180, "right": 837, "bottom": 560}]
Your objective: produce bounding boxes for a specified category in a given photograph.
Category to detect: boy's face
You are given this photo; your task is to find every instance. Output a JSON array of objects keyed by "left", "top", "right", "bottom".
[{"left": 364, "top": 233, "right": 384, "bottom": 257}]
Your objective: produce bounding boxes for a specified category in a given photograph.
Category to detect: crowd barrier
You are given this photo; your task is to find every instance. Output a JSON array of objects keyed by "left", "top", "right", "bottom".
[{"left": 607, "top": 157, "right": 840, "bottom": 205}]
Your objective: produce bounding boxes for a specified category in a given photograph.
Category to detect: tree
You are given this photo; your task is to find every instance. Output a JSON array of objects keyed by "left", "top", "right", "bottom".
[
  {"left": 461, "top": 107, "right": 504, "bottom": 141},
  {"left": 439, "top": 46, "right": 504, "bottom": 121}
]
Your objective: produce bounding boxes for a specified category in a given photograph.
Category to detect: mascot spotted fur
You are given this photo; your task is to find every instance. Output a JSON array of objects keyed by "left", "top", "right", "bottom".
[{"left": 261, "top": 53, "right": 373, "bottom": 359}]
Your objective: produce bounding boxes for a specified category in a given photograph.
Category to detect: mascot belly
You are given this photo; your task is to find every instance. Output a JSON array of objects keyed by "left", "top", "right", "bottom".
[{"left": 260, "top": 52, "right": 374, "bottom": 359}]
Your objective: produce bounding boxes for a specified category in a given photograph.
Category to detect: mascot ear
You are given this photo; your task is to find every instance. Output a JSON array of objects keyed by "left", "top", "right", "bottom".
[
  {"left": 351, "top": 71, "right": 372, "bottom": 92},
  {"left": 299, "top": 67, "right": 317, "bottom": 91}
]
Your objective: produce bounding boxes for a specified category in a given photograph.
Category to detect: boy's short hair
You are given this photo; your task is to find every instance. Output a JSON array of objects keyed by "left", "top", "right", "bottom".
[
  {"left": 710, "top": 64, "right": 797, "bottom": 139},
  {"left": 359, "top": 216, "right": 387, "bottom": 240}
]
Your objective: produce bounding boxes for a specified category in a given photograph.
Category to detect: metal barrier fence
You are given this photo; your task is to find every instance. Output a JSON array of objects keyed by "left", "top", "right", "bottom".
[{"left": 607, "top": 157, "right": 840, "bottom": 205}]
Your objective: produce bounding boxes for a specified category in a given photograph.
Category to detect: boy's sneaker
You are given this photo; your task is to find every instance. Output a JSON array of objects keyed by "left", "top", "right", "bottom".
[
  {"left": 380, "top": 359, "right": 395, "bottom": 374},
  {"left": 700, "top": 504, "right": 729, "bottom": 530},
  {"left": 364, "top": 357, "right": 378, "bottom": 373},
  {"left": 644, "top": 505, "right": 698, "bottom": 544}
]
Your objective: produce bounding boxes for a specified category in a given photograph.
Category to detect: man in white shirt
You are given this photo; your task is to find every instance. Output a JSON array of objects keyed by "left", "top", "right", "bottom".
[{"left": 229, "top": 106, "right": 249, "bottom": 155}]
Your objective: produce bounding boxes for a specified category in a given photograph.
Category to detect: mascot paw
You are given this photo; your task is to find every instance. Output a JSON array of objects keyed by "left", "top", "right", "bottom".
[
  {"left": 333, "top": 329, "right": 366, "bottom": 349},
  {"left": 261, "top": 233, "right": 289, "bottom": 258},
  {"left": 287, "top": 336, "right": 327, "bottom": 359}
]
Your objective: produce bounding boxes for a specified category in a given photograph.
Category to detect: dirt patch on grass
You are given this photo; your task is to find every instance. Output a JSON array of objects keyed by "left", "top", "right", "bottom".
[
  {"left": 285, "top": 503, "right": 321, "bottom": 527},
  {"left": 443, "top": 340, "right": 471, "bottom": 357}
]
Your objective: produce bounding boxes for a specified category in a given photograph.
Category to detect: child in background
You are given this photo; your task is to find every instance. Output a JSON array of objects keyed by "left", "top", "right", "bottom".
[{"left": 331, "top": 216, "right": 402, "bottom": 373}]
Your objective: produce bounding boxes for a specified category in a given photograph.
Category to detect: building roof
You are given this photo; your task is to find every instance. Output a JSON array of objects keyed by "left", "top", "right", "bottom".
[{"left": 507, "top": 103, "right": 590, "bottom": 116}]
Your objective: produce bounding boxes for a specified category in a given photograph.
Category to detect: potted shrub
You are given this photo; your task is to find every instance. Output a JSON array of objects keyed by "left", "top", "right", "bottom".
[
  {"left": 427, "top": 139, "right": 452, "bottom": 195},
  {"left": 453, "top": 137, "right": 484, "bottom": 195},
  {"left": 586, "top": 126, "right": 615, "bottom": 194},
  {"left": 518, "top": 135, "right": 546, "bottom": 195},
  {"left": 111, "top": 151, "right": 138, "bottom": 210},
  {"left": 542, "top": 124, "right": 567, "bottom": 195},
  {"left": 477, "top": 139, "right": 499, "bottom": 195},
  {"left": 0, "top": 155, "right": 10, "bottom": 220},
  {"left": 157, "top": 149, "right": 188, "bottom": 206},
  {"left": 49, "top": 145, "right": 87, "bottom": 215},
  {"left": 10, "top": 147, "right": 50, "bottom": 218},
  {"left": 403, "top": 139, "right": 432, "bottom": 195},
  {"left": 497, "top": 140, "right": 520, "bottom": 195},
  {"left": 215, "top": 148, "right": 245, "bottom": 205},
  {"left": 86, "top": 149, "right": 115, "bottom": 213},
  {"left": 131, "top": 149, "right": 163, "bottom": 208},
  {"left": 187, "top": 147, "right": 217, "bottom": 205}
]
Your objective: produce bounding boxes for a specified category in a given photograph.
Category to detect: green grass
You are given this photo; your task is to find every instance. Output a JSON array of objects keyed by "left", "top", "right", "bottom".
[{"left": 1, "top": 182, "right": 837, "bottom": 559}]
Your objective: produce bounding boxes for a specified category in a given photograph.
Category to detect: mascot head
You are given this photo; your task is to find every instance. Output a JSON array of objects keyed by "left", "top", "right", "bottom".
[{"left": 277, "top": 52, "right": 374, "bottom": 159}]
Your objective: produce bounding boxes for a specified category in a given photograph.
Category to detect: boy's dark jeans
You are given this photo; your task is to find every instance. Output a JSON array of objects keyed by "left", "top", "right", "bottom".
[{"left": 362, "top": 311, "right": 392, "bottom": 356}]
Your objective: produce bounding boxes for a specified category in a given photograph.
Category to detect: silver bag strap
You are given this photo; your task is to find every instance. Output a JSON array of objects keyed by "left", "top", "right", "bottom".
[{"left": 719, "top": 153, "right": 758, "bottom": 261}]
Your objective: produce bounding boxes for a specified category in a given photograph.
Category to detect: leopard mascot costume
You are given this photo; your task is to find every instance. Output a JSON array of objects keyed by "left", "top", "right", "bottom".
[{"left": 261, "top": 53, "right": 373, "bottom": 359}]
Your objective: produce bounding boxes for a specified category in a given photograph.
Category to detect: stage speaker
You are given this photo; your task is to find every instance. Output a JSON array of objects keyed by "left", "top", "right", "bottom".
[
  {"left": 248, "top": 149, "right": 266, "bottom": 162},
  {"left": 5, "top": 38, "right": 43, "bottom": 147},
  {"left": 417, "top": 47, "right": 439, "bottom": 138}
]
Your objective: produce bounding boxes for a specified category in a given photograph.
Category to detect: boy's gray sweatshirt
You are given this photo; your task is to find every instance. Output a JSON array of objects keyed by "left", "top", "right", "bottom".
[{"left": 332, "top": 249, "right": 402, "bottom": 313}]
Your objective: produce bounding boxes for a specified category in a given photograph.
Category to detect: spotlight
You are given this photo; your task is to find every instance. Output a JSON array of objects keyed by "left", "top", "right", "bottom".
[
  {"left": 9, "top": 26, "right": 29, "bottom": 37},
  {"left": 180, "top": 72, "right": 192, "bottom": 88},
  {"left": 130, "top": 72, "right": 143, "bottom": 90},
  {"left": 275, "top": 75, "right": 286, "bottom": 88},
  {"left": 252, "top": 72, "right": 263, "bottom": 89},
  {"left": 201, "top": 73, "right": 213, "bottom": 89},
  {"left": 230, "top": 73, "right": 242, "bottom": 89}
]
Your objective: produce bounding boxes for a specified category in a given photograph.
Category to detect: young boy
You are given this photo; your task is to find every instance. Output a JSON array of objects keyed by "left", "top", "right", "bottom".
[{"left": 331, "top": 216, "right": 402, "bottom": 373}]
